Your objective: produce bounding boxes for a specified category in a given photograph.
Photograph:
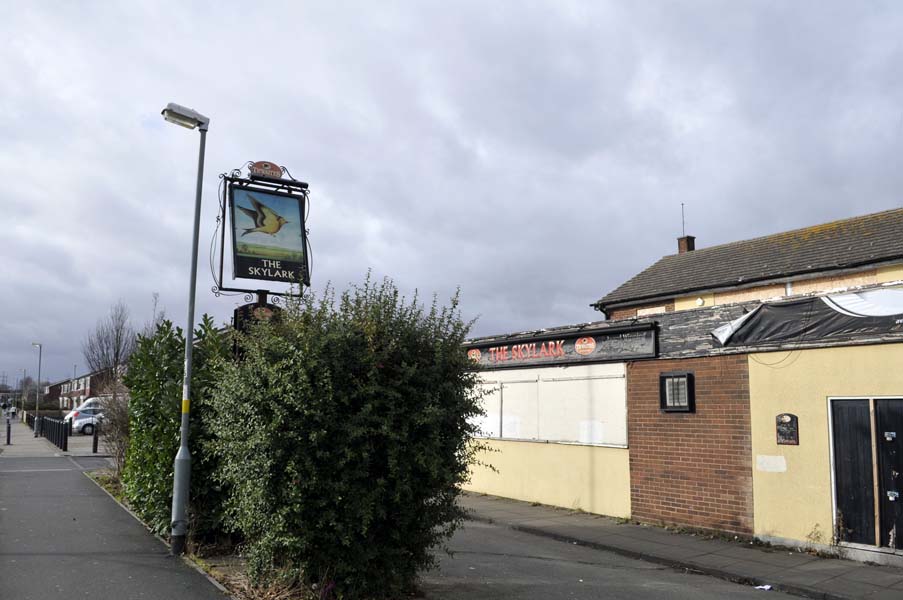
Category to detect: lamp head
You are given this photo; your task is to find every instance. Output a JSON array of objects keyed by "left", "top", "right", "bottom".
[{"left": 161, "top": 102, "right": 210, "bottom": 131}]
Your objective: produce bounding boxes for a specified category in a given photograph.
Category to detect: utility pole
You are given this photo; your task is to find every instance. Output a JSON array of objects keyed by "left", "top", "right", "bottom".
[{"left": 32, "top": 344, "right": 42, "bottom": 437}]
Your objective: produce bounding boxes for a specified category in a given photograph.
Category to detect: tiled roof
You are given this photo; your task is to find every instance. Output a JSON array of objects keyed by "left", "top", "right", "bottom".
[{"left": 594, "top": 208, "right": 903, "bottom": 310}]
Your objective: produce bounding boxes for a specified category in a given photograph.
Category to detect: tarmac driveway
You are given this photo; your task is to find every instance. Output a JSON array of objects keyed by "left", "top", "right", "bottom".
[{"left": 422, "top": 519, "right": 795, "bottom": 599}]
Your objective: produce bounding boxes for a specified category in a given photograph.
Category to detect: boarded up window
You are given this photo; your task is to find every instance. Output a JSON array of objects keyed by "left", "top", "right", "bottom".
[{"left": 473, "top": 363, "right": 627, "bottom": 447}]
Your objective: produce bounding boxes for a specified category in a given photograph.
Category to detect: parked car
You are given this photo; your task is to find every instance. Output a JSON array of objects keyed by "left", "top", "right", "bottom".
[
  {"left": 70, "top": 408, "right": 103, "bottom": 435},
  {"left": 64, "top": 398, "right": 104, "bottom": 435},
  {"left": 64, "top": 397, "right": 101, "bottom": 420}
]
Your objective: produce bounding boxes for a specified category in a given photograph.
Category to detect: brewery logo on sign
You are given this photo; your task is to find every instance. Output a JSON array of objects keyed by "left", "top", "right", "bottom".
[
  {"left": 574, "top": 336, "right": 596, "bottom": 356},
  {"left": 467, "top": 348, "right": 482, "bottom": 362},
  {"left": 249, "top": 160, "right": 283, "bottom": 178}
]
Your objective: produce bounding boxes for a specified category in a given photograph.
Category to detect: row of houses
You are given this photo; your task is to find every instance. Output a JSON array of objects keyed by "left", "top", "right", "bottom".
[
  {"left": 43, "top": 369, "right": 115, "bottom": 409},
  {"left": 464, "top": 207, "right": 903, "bottom": 565}
]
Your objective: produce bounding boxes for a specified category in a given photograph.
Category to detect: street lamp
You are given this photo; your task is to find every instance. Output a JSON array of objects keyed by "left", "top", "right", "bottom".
[
  {"left": 32, "top": 343, "right": 41, "bottom": 436},
  {"left": 161, "top": 102, "right": 209, "bottom": 556}
]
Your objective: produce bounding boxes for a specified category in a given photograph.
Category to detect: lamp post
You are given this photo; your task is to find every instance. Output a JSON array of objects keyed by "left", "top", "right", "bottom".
[
  {"left": 161, "top": 102, "right": 209, "bottom": 556},
  {"left": 32, "top": 343, "right": 41, "bottom": 436}
]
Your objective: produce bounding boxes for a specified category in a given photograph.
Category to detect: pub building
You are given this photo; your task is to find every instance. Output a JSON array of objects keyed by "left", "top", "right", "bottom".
[{"left": 464, "top": 207, "right": 903, "bottom": 565}]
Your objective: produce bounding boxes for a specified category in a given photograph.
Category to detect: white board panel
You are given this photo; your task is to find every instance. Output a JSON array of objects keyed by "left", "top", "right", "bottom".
[
  {"left": 499, "top": 380, "right": 539, "bottom": 440},
  {"left": 473, "top": 382, "right": 501, "bottom": 437},
  {"left": 537, "top": 376, "right": 627, "bottom": 446},
  {"left": 476, "top": 363, "right": 627, "bottom": 446}
]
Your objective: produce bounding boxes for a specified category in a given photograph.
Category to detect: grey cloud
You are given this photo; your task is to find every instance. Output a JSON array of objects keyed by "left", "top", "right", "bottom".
[{"left": 2, "top": 1, "right": 903, "bottom": 379}]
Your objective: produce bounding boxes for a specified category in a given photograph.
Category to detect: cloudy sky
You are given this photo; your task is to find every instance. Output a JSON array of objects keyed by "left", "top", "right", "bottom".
[{"left": 3, "top": 1, "right": 903, "bottom": 383}]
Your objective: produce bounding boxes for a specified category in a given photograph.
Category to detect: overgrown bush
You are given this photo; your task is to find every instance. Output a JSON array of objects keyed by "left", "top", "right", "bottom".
[
  {"left": 122, "top": 316, "right": 229, "bottom": 542},
  {"left": 100, "top": 392, "right": 130, "bottom": 477},
  {"left": 212, "top": 277, "right": 485, "bottom": 599}
]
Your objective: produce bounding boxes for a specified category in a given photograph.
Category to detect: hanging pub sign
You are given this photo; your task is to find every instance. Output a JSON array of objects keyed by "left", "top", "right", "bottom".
[
  {"left": 465, "top": 323, "right": 656, "bottom": 369},
  {"left": 225, "top": 163, "right": 310, "bottom": 286}
]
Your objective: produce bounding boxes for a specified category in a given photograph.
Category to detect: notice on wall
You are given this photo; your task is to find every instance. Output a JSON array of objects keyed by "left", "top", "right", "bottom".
[
  {"left": 776, "top": 413, "right": 799, "bottom": 445},
  {"left": 757, "top": 454, "right": 788, "bottom": 472}
]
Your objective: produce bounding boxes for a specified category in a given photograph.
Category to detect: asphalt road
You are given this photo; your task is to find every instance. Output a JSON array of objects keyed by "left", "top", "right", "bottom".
[
  {"left": 421, "top": 519, "right": 796, "bottom": 599},
  {"left": 0, "top": 456, "right": 227, "bottom": 600}
]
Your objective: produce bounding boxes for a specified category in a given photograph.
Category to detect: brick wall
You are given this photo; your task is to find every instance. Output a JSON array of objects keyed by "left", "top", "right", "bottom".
[{"left": 627, "top": 354, "right": 753, "bottom": 534}]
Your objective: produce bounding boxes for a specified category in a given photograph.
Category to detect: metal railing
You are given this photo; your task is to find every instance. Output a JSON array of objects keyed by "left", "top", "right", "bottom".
[{"left": 40, "top": 416, "right": 68, "bottom": 452}]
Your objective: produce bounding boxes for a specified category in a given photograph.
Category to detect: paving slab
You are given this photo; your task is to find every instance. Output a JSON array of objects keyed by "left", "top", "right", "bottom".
[
  {"left": 840, "top": 565, "right": 903, "bottom": 587},
  {"left": 810, "top": 575, "right": 885, "bottom": 600}
]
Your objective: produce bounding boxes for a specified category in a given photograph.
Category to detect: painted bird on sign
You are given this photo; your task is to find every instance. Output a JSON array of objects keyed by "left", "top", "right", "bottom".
[{"left": 238, "top": 194, "right": 289, "bottom": 237}]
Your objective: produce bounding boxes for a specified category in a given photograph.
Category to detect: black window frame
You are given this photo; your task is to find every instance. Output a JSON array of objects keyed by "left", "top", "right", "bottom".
[{"left": 659, "top": 371, "right": 695, "bottom": 413}]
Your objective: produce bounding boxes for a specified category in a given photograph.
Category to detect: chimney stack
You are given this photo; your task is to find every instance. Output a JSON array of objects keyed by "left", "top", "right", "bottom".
[{"left": 678, "top": 235, "right": 696, "bottom": 254}]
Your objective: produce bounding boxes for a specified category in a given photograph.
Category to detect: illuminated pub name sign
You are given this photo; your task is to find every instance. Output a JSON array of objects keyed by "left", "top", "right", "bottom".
[{"left": 466, "top": 325, "right": 656, "bottom": 369}]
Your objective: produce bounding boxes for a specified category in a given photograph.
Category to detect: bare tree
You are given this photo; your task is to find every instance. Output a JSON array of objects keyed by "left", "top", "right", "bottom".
[
  {"left": 82, "top": 300, "right": 137, "bottom": 381},
  {"left": 83, "top": 301, "right": 137, "bottom": 476}
]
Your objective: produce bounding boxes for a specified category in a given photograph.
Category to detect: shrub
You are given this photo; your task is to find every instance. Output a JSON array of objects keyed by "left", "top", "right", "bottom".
[
  {"left": 122, "top": 316, "right": 229, "bottom": 542},
  {"left": 100, "top": 393, "right": 130, "bottom": 477},
  {"left": 121, "top": 319, "right": 183, "bottom": 535},
  {"left": 212, "top": 277, "right": 485, "bottom": 599}
]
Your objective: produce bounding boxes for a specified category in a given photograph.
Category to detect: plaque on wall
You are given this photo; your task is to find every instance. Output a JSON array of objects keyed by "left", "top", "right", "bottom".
[{"left": 776, "top": 413, "right": 799, "bottom": 445}]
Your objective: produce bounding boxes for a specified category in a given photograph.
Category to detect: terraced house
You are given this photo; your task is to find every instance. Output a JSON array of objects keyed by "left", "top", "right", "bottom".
[{"left": 466, "top": 208, "right": 903, "bottom": 565}]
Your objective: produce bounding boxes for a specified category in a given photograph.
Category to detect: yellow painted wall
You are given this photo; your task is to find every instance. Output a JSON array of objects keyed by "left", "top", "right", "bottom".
[
  {"left": 465, "top": 438, "right": 631, "bottom": 518},
  {"left": 749, "top": 344, "right": 903, "bottom": 545},
  {"left": 877, "top": 263, "right": 903, "bottom": 283},
  {"left": 674, "top": 293, "right": 715, "bottom": 311},
  {"left": 792, "top": 270, "right": 878, "bottom": 296}
]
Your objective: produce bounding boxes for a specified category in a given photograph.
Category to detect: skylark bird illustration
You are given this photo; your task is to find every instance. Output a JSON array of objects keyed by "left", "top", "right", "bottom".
[{"left": 238, "top": 194, "right": 289, "bottom": 237}]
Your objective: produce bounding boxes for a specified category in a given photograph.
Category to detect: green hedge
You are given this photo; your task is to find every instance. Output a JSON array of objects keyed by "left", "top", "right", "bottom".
[
  {"left": 120, "top": 276, "right": 485, "bottom": 598},
  {"left": 121, "top": 316, "right": 228, "bottom": 540},
  {"left": 212, "top": 278, "right": 484, "bottom": 598}
]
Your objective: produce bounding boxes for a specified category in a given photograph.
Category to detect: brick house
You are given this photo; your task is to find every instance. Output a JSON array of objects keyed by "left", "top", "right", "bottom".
[
  {"left": 596, "top": 208, "right": 903, "bottom": 550},
  {"left": 58, "top": 369, "right": 115, "bottom": 409},
  {"left": 43, "top": 379, "right": 64, "bottom": 409},
  {"left": 466, "top": 208, "right": 903, "bottom": 564}
]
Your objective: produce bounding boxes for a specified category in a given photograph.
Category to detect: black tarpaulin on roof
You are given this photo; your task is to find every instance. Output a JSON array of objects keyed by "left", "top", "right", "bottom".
[{"left": 713, "top": 290, "right": 903, "bottom": 347}]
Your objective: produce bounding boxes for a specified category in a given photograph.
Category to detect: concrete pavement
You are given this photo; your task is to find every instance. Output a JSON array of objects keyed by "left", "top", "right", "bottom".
[
  {"left": 1, "top": 418, "right": 107, "bottom": 458},
  {"left": 460, "top": 492, "right": 903, "bottom": 600},
  {"left": 0, "top": 421, "right": 226, "bottom": 599}
]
